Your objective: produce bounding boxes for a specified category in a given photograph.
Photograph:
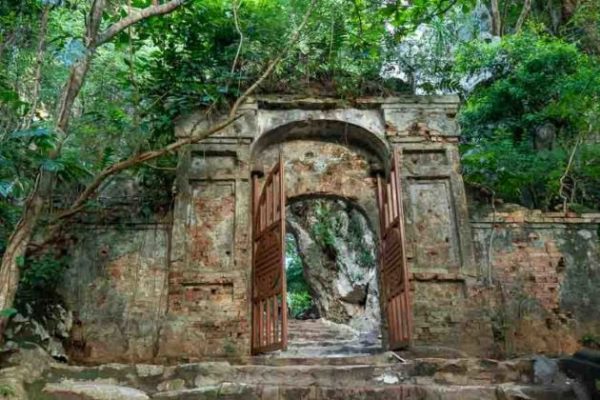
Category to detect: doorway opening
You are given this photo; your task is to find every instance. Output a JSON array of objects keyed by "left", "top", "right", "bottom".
[
  {"left": 250, "top": 142, "right": 411, "bottom": 355},
  {"left": 284, "top": 198, "right": 382, "bottom": 356}
]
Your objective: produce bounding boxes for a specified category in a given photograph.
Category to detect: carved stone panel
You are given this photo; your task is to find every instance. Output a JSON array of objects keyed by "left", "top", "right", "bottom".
[
  {"left": 187, "top": 182, "right": 235, "bottom": 271},
  {"left": 190, "top": 151, "right": 238, "bottom": 180},
  {"left": 405, "top": 178, "right": 460, "bottom": 272}
]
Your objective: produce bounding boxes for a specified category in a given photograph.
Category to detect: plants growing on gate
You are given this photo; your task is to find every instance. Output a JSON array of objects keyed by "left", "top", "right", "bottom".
[{"left": 0, "top": 0, "right": 472, "bottom": 333}]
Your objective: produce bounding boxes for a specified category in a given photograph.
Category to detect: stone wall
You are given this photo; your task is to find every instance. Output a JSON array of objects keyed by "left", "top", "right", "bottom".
[
  {"left": 262, "top": 140, "right": 379, "bottom": 229},
  {"left": 470, "top": 209, "right": 600, "bottom": 356},
  {"left": 60, "top": 223, "right": 170, "bottom": 363},
  {"left": 409, "top": 209, "right": 600, "bottom": 357},
  {"left": 53, "top": 96, "right": 600, "bottom": 363},
  {"left": 164, "top": 95, "right": 475, "bottom": 357}
]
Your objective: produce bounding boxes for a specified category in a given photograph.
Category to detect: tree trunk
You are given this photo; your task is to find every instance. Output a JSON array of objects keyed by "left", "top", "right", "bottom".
[
  {"left": 0, "top": 0, "right": 101, "bottom": 333},
  {"left": 0, "top": 0, "right": 191, "bottom": 336},
  {"left": 491, "top": 0, "right": 502, "bottom": 36},
  {"left": 26, "top": 5, "right": 50, "bottom": 129},
  {"left": 0, "top": 172, "right": 52, "bottom": 331}
]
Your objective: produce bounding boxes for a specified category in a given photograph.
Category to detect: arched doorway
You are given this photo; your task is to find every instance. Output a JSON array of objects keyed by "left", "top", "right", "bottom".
[
  {"left": 250, "top": 121, "right": 411, "bottom": 355},
  {"left": 285, "top": 197, "right": 382, "bottom": 355}
]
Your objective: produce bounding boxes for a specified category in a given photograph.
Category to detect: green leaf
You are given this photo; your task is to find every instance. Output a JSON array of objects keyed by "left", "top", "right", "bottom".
[
  {"left": 0, "top": 308, "right": 17, "bottom": 318},
  {"left": 0, "top": 89, "right": 19, "bottom": 102}
]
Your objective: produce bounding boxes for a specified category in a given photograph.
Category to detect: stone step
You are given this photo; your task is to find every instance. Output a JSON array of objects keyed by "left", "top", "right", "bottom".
[
  {"left": 286, "top": 339, "right": 368, "bottom": 348},
  {"left": 31, "top": 356, "right": 538, "bottom": 398},
  {"left": 42, "top": 381, "right": 579, "bottom": 400},
  {"left": 280, "top": 344, "right": 382, "bottom": 358},
  {"left": 287, "top": 319, "right": 360, "bottom": 341},
  {"left": 287, "top": 331, "right": 357, "bottom": 341},
  {"left": 249, "top": 352, "right": 394, "bottom": 366}
]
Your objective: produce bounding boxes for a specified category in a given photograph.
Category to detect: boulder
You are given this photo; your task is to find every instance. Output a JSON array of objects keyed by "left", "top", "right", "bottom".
[{"left": 533, "top": 356, "right": 562, "bottom": 385}]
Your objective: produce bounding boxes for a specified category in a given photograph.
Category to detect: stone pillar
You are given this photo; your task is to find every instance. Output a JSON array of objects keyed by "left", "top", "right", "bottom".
[
  {"left": 157, "top": 102, "right": 257, "bottom": 360},
  {"left": 382, "top": 96, "right": 478, "bottom": 350},
  {"left": 382, "top": 96, "right": 476, "bottom": 277}
]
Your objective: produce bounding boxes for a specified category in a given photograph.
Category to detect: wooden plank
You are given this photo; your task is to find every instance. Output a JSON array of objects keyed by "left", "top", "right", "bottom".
[
  {"left": 279, "top": 154, "right": 288, "bottom": 350},
  {"left": 266, "top": 295, "right": 272, "bottom": 346},
  {"left": 273, "top": 295, "right": 279, "bottom": 343}
]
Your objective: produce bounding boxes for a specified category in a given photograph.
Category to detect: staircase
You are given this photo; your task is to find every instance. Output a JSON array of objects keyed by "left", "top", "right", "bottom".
[
  {"left": 28, "top": 352, "right": 582, "bottom": 399},
  {"left": 20, "top": 319, "right": 583, "bottom": 400},
  {"left": 278, "top": 318, "right": 382, "bottom": 358}
]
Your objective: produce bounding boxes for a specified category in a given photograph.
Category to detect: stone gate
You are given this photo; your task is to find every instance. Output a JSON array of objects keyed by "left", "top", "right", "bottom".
[
  {"left": 57, "top": 95, "right": 600, "bottom": 363},
  {"left": 158, "top": 95, "right": 477, "bottom": 359}
]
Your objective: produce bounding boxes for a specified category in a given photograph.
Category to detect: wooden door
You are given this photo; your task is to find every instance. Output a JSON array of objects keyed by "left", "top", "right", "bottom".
[
  {"left": 251, "top": 155, "right": 287, "bottom": 354},
  {"left": 376, "top": 149, "right": 412, "bottom": 349}
]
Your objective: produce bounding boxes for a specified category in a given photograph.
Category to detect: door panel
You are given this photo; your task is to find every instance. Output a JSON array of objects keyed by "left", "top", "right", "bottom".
[
  {"left": 377, "top": 150, "right": 412, "bottom": 349},
  {"left": 251, "top": 155, "right": 287, "bottom": 354}
]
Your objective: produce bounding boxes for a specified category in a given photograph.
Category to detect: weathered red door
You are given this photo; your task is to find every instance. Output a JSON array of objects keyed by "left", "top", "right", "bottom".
[
  {"left": 251, "top": 155, "right": 287, "bottom": 354},
  {"left": 376, "top": 149, "right": 412, "bottom": 349}
]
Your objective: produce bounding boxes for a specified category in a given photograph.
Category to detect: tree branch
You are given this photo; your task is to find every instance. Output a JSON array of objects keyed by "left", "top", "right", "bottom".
[
  {"left": 55, "top": 114, "right": 243, "bottom": 220},
  {"left": 25, "top": 5, "right": 50, "bottom": 130},
  {"left": 229, "top": 0, "right": 317, "bottom": 118},
  {"left": 56, "top": 0, "right": 318, "bottom": 220},
  {"left": 231, "top": 0, "right": 244, "bottom": 76},
  {"left": 96, "top": 0, "right": 188, "bottom": 46},
  {"left": 515, "top": 0, "right": 532, "bottom": 33},
  {"left": 559, "top": 135, "right": 583, "bottom": 215}
]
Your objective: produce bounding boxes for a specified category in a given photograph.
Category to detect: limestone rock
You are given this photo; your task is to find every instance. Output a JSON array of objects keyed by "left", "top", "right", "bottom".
[
  {"left": 287, "top": 199, "right": 381, "bottom": 337},
  {"left": 43, "top": 381, "right": 149, "bottom": 400},
  {"left": 47, "top": 337, "right": 68, "bottom": 362}
]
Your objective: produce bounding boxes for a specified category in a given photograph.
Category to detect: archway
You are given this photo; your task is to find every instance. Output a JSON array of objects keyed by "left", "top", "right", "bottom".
[{"left": 250, "top": 120, "right": 411, "bottom": 355}]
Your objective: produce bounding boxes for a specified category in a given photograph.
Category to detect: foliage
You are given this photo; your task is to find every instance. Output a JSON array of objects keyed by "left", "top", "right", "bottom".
[
  {"left": 347, "top": 209, "right": 375, "bottom": 270},
  {"left": 311, "top": 201, "right": 339, "bottom": 251},
  {"left": 288, "top": 291, "right": 313, "bottom": 318},
  {"left": 0, "top": 0, "right": 475, "bottom": 267},
  {"left": 0, "top": 308, "right": 17, "bottom": 318},
  {"left": 581, "top": 333, "right": 600, "bottom": 350},
  {"left": 456, "top": 30, "right": 600, "bottom": 209},
  {"left": 285, "top": 233, "right": 313, "bottom": 317},
  {"left": 0, "top": 383, "right": 15, "bottom": 398},
  {"left": 16, "top": 255, "right": 69, "bottom": 308}
]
